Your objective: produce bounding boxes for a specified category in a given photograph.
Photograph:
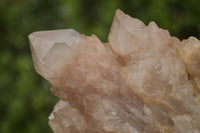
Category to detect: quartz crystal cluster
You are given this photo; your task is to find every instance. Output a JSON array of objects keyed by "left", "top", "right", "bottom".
[{"left": 29, "top": 10, "right": 200, "bottom": 133}]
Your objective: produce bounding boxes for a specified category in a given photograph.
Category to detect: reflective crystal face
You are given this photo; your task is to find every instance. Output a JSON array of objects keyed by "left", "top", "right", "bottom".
[
  {"left": 29, "top": 29, "right": 80, "bottom": 83},
  {"left": 29, "top": 9, "right": 200, "bottom": 133}
]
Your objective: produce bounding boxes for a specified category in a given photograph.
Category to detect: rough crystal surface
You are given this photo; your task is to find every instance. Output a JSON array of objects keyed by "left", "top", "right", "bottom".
[{"left": 29, "top": 9, "right": 200, "bottom": 133}]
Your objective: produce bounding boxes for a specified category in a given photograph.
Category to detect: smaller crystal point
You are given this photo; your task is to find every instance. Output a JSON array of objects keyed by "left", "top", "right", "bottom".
[
  {"left": 108, "top": 9, "right": 145, "bottom": 56},
  {"left": 29, "top": 29, "right": 80, "bottom": 82}
]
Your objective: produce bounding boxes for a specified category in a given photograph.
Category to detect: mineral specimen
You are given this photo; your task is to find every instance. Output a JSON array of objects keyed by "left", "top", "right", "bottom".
[{"left": 29, "top": 9, "right": 200, "bottom": 133}]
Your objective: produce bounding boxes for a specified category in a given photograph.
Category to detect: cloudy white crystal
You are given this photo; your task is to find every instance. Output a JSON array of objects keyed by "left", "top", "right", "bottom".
[{"left": 29, "top": 9, "right": 200, "bottom": 133}]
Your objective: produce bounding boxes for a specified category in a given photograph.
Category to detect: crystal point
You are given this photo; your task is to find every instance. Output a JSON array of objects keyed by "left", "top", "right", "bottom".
[
  {"left": 29, "top": 29, "right": 80, "bottom": 83},
  {"left": 29, "top": 10, "right": 200, "bottom": 133}
]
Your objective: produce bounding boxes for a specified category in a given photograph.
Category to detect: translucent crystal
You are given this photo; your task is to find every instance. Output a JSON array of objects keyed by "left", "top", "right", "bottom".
[{"left": 29, "top": 10, "right": 200, "bottom": 133}]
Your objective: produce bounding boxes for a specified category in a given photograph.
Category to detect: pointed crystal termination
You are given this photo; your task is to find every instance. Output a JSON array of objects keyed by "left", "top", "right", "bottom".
[
  {"left": 29, "top": 9, "right": 200, "bottom": 133},
  {"left": 29, "top": 29, "right": 80, "bottom": 84}
]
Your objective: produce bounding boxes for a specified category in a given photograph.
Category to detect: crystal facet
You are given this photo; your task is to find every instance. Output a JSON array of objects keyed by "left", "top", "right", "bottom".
[{"left": 29, "top": 10, "right": 200, "bottom": 133}]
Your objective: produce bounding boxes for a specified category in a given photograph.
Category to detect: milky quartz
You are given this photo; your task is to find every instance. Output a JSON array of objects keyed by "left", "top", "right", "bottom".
[{"left": 29, "top": 10, "right": 200, "bottom": 133}]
